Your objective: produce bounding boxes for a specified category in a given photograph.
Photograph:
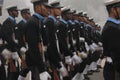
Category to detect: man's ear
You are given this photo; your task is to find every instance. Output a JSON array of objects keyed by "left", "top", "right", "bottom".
[
  {"left": 35, "top": 5, "right": 41, "bottom": 12},
  {"left": 111, "top": 7, "right": 116, "bottom": 13},
  {"left": 8, "top": 10, "right": 11, "bottom": 15}
]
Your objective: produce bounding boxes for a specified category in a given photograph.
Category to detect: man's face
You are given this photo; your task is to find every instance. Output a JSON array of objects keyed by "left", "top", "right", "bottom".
[
  {"left": 25, "top": 13, "right": 31, "bottom": 19},
  {"left": 22, "top": 13, "right": 31, "bottom": 20},
  {"left": 116, "top": 7, "right": 120, "bottom": 19},
  {"left": 79, "top": 16, "right": 83, "bottom": 21},
  {"left": 111, "top": 7, "right": 119, "bottom": 19},
  {"left": 68, "top": 14, "right": 72, "bottom": 19},
  {"left": 12, "top": 10, "right": 19, "bottom": 17},
  {"left": 74, "top": 15, "right": 78, "bottom": 20},
  {"left": 35, "top": 4, "right": 48, "bottom": 17},
  {"left": 54, "top": 8, "right": 61, "bottom": 16},
  {"left": 41, "top": 5, "right": 48, "bottom": 17}
]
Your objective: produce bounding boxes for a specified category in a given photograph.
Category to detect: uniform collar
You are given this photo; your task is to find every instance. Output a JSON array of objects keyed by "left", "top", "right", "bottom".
[
  {"left": 118, "top": 20, "right": 120, "bottom": 24},
  {"left": 60, "top": 18, "right": 68, "bottom": 24},
  {"left": 107, "top": 17, "right": 120, "bottom": 24},
  {"left": 74, "top": 20, "right": 79, "bottom": 24},
  {"left": 48, "top": 15, "right": 57, "bottom": 23},
  {"left": 86, "top": 24, "right": 93, "bottom": 29},
  {"left": 80, "top": 21, "right": 85, "bottom": 24},
  {"left": 68, "top": 20, "right": 75, "bottom": 25},
  {"left": 8, "top": 16, "right": 16, "bottom": 22},
  {"left": 22, "top": 18, "right": 27, "bottom": 23},
  {"left": 33, "top": 13, "right": 44, "bottom": 21}
]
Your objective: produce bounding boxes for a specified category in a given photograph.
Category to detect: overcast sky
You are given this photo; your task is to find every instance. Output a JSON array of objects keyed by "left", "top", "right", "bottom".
[{"left": 0, "top": 0, "right": 108, "bottom": 26}]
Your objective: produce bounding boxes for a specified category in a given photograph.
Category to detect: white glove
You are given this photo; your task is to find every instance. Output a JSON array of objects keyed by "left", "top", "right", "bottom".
[
  {"left": 73, "top": 40, "right": 76, "bottom": 46},
  {"left": 43, "top": 46, "right": 47, "bottom": 52},
  {"left": 0, "top": 60, "right": 1, "bottom": 67},
  {"left": 79, "top": 37, "right": 85, "bottom": 42},
  {"left": 59, "top": 62, "right": 68, "bottom": 77},
  {"left": 68, "top": 44, "right": 71, "bottom": 48},
  {"left": 65, "top": 56, "right": 72, "bottom": 65},
  {"left": 80, "top": 52, "right": 88, "bottom": 58},
  {"left": 85, "top": 42, "right": 90, "bottom": 52},
  {"left": 92, "top": 43, "right": 99, "bottom": 50},
  {"left": 18, "top": 75, "right": 25, "bottom": 80},
  {"left": 12, "top": 52, "right": 19, "bottom": 60},
  {"left": 106, "top": 57, "right": 113, "bottom": 63},
  {"left": 39, "top": 71, "right": 51, "bottom": 80},
  {"left": 20, "top": 47, "right": 27, "bottom": 53},
  {"left": 72, "top": 52, "right": 82, "bottom": 65},
  {"left": 1, "top": 48, "right": 12, "bottom": 59},
  {"left": 98, "top": 42, "right": 102, "bottom": 47},
  {"left": 89, "top": 44, "right": 95, "bottom": 52},
  {"left": 14, "top": 39, "right": 18, "bottom": 43}
]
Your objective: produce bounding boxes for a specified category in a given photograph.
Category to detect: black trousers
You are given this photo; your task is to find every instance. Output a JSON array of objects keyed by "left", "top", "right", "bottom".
[
  {"left": 25, "top": 50, "right": 45, "bottom": 80},
  {"left": 8, "top": 72, "right": 19, "bottom": 80},
  {"left": 25, "top": 50, "right": 45, "bottom": 73},
  {"left": 0, "top": 65, "right": 7, "bottom": 80},
  {"left": 103, "top": 62, "right": 115, "bottom": 80},
  {"left": 19, "top": 68, "right": 30, "bottom": 77}
]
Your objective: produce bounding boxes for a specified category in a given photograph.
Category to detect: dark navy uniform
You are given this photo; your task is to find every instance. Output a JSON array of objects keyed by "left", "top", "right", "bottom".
[
  {"left": 24, "top": 0, "right": 52, "bottom": 79},
  {"left": 73, "top": 20, "right": 81, "bottom": 51},
  {"left": 2, "top": 15, "right": 20, "bottom": 80},
  {"left": 102, "top": 17, "right": 120, "bottom": 80},
  {"left": 25, "top": 13, "right": 45, "bottom": 73},
  {"left": 45, "top": 15, "right": 61, "bottom": 69},
  {"left": 67, "top": 20, "right": 76, "bottom": 52},
  {"left": 57, "top": 18, "right": 72, "bottom": 57},
  {"left": 17, "top": 9, "right": 31, "bottom": 79},
  {"left": 17, "top": 19, "right": 26, "bottom": 48},
  {"left": 2, "top": 16, "right": 19, "bottom": 52}
]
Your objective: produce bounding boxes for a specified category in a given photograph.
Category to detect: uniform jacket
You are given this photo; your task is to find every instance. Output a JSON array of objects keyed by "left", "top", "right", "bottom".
[
  {"left": 102, "top": 17, "right": 120, "bottom": 58},
  {"left": 57, "top": 18, "right": 72, "bottom": 56},
  {"left": 45, "top": 16, "right": 61, "bottom": 68},
  {"left": 17, "top": 20, "right": 26, "bottom": 48},
  {"left": 25, "top": 14, "right": 45, "bottom": 72},
  {"left": 2, "top": 17, "right": 19, "bottom": 52}
]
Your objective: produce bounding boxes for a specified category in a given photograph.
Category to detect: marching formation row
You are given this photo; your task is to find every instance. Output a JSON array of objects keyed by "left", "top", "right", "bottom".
[{"left": 0, "top": 0, "right": 103, "bottom": 80}]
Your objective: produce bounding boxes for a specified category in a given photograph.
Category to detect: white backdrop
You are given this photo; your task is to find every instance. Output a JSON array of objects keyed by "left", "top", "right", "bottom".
[
  {"left": 0, "top": 0, "right": 108, "bottom": 27},
  {"left": 60, "top": 0, "right": 108, "bottom": 27}
]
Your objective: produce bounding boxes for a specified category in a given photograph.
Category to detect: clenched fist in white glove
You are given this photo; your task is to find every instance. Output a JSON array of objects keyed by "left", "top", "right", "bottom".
[
  {"left": 43, "top": 46, "right": 47, "bottom": 52},
  {"left": 12, "top": 52, "right": 19, "bottom": 60},
  {"left": 72, "top": 52, "right": 82, "bottom": 65},
  {"left": 89, "top": 44, "right": 95, "bottom": 52},
  {"left": 98, "top": 42, "right": 102, "bottom": 47},
  {"left": 39, "top": 71, "right": 51, "bottom": 80},
  {"left": 65, "top": 56, "right": 72, "bottom": 65},
  {"left": 106, "top": 57, "right": 113, "bottom": 63},
  {"left": 73, "top": 40, "right": 76, "bottom": 46},
  {"left": 89, "top": 43, "right": 99, "bottom": 52},
  {"left": 59, "top": 62, "right": 68, "bottom": 77},
  {"left": 80, "top": 52, "right": 88, "bottom": 59},
  {"left": 20, "top": 47, "right": 27, "bottom": 53},
  {"left": 79, "top": 37, "right": 85, "bottom": 42},
  {"left": 1, "top": 48, "right": 12, "bottom": 59}
]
